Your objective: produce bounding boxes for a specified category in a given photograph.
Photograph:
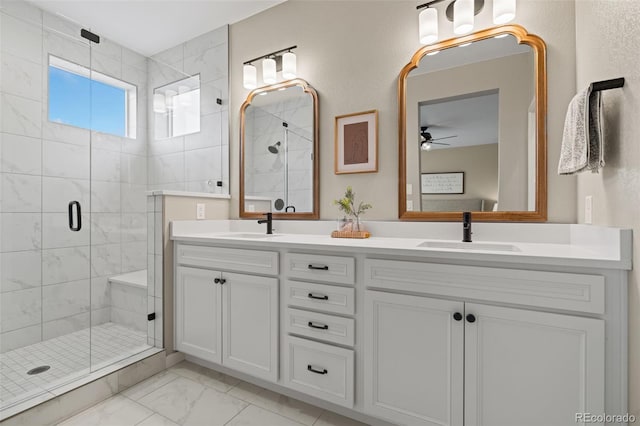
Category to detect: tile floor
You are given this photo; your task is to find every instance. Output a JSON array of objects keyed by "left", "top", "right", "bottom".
[
  {"left": 58, "top": 361, "right": 368, "bottom": 426},
  {"left": 1, "top": 323, "right": 150, "bottom": 410}
]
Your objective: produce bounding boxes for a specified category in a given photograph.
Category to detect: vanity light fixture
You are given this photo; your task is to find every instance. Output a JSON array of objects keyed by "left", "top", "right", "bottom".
[
  {"left": 153, "top": 93, "right": 166, "bottom": 113},
  {"left": 454, "top": 0, "right": 474, "bottom": 34},
  {"left": 493, "top": 0, "right": 516, "bottom": 24},
  {"left": 243, "top": 64, "right": 257, "bottom": 90},
  {"left": 262, "top": 57, "right": 277, "bottom": 84},
  {"left": 243, "top": 45, "right": 298, "bottom": 89},
  {"left": 417, "top": 0, "right": 512, "bottom": 44},
  {"left": 282, "top": 51, "right": 297, "bottom": 79}
]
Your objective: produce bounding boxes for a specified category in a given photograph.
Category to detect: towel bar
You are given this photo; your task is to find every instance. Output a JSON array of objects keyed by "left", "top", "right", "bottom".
[{"left": 590, "top": 78, "right": 625, "bottom": 92}]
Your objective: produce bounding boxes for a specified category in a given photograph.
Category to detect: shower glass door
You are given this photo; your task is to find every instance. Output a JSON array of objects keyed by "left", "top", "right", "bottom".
[
  {"left": 1, "top": 5, "right": 155, "bottom": 414},
  {"left": 0, "top": 7, "right": 93, "bottom": 410}
]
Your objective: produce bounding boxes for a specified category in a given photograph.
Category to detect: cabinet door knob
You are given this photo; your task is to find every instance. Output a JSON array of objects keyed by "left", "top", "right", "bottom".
[
  {"left": 466, "top": 314, "right": 476, "bottom": 323},
  {"left": 453, "top": 312, "right": 463, "bottom": 321},
  {"left": 219, "top": 278, "right": 226, "bottom": 285},
  {"left": 214, "top": 278, "right": 220, "bottom": 284}
]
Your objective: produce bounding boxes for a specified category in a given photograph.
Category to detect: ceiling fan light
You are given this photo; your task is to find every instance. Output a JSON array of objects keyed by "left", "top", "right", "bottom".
[
  {"left": 453, "top": 0, "right": 474, "bottom": 35},
  {"left": 419, "top": 7, "right": 438, "bottom": 45},
  {"left": 493, "top": 0, "right": 516, "bottom": 24}
]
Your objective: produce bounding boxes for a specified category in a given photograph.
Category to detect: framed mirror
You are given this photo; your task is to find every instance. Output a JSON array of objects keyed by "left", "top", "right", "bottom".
[
  {"left": 240, "top": 79, "right": 319, "bottom": 219},
  {"left": 399, "top": 25, "right": 547, "bottom": 221}
]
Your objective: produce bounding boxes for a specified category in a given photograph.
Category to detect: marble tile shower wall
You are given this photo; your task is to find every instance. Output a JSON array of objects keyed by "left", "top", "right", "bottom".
[
  {"left": 0, "top": 1, "right": 148, "bottom": 352},
  {"left": 147, "top": 26, "right": 229, "bottom": 195},
  {"left": 245, "top": 97, "right": 313, "bottom": 212}
]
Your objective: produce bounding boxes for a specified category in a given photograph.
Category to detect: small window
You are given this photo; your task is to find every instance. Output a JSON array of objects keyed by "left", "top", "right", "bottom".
[{"left": 48, "top": 56, "right": 137, "bottom": 139}]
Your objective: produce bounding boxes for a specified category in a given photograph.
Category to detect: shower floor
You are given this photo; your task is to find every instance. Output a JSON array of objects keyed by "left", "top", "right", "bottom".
[{"left": 0, "top": 322, "right": 150, "bottom": 410}]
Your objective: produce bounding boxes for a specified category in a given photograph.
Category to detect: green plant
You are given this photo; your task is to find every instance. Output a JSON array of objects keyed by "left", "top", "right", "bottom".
[{"left": 333, "top": 186, "right": 372, "bottom": 230}]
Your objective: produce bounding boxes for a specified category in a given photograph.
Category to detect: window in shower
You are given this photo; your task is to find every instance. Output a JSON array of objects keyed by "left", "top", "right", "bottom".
[
  {"left": 48, "top": 55, "right": 137, "bottom": 138},
  {"left": 153, "top": 74, "right": 201, "bottom": 139}
]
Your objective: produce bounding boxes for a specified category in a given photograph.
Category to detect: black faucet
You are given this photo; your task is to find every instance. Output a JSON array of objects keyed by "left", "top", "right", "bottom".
[
  {"left": 462, "top": 211, "right": 472, "bottom": 242},
  {"left": 258, "top": 212, "right": 273, "bottom": 235}
]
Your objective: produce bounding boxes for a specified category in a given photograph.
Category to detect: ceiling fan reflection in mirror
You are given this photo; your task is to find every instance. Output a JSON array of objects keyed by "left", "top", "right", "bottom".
[{"left": 420, "top": 126, "right": 457, "bottom": 150}]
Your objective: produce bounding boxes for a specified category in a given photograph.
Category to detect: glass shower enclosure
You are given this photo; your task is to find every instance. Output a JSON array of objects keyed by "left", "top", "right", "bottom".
[{"left": 1, "top": 3, "right": 158, "bottom": 414}]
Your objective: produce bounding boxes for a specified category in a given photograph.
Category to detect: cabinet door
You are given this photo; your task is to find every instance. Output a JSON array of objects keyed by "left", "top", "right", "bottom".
[
  {"left": 364, "top": 290, "right": 464, "bottom": 426},
  {"left": 464, "top": 303, "right": 605, "bottom": 426},
  {"left": 222, "top": 272, "right": 278, "bottom": 382},
  {"left": 175, "top": 266, "right": 222, "bottom": 363}
]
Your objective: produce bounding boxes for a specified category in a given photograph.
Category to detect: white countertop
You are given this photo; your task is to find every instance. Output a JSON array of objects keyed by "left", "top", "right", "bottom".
[{"left": 170, "top": 220, "right": 632, "bottom": 270}]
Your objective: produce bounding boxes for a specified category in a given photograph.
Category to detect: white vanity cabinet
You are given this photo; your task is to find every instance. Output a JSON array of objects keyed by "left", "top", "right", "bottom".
[
  {"left": 175, "top": 244, "right": 279, "bottom": 382},
  {"left": 171, "top": 225, "right": 629, "bottom": 426},
  {"left": 364, "top": 259, "right": 606, "bottom": 426}
]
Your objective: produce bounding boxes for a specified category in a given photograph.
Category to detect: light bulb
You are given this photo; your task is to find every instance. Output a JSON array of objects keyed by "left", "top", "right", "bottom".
[
  {"left": 282, "top": 52, "right": 297, "bottom": 79},
  {"left": 454, "top": 0, "right": 474, "bottom": 35},
  {"left": 243, "top": 64, "right": 257, "bottom": 90},
  {"left": 419, "top": 8, "right": 438, "bottom": 45},
  {"left": 153, "top": 93, "right": 166, "bottom": 113},
  {"left": 493, "top": 0, "right": 516, "bottom": 24},
  {"left": 263, "top": 57, "right": 277, "bottom": 85},
  {"left": 164, "top": 90, "right": 176, "bottom": 110}
]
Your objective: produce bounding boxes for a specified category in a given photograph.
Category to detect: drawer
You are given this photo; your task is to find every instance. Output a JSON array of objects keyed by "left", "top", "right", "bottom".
[
  {"left": 284, "top": 253, "right": 355, "bottom": 285},
  {"left": 285, "top": 308, "right": 355, "bottom": 347},
  {"left": 176, "top": 244, "right": 278, "bottom": 275},
  {"left": 284, "top": 335, "right": 354, "bottom": 408},
  {"left": 364, "top": 259, "right": 605, "bottom": 314},
  {"left": 284, "top": 280, "right": 355, "bottom": 315}
]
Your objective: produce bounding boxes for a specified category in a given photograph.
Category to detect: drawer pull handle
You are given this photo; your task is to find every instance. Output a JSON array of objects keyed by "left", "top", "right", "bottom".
[
  {"left": 308, "top": 293, "right": 329, "bottom": 300},
  {"left": 307, "top": 365, "right": 328, "bottom": 375},
  {"left": 308, "top": 321, "right": 329, "bottom": 330},
  {"left": 308, "top": 264, "right": 329, "bottom": 271}
]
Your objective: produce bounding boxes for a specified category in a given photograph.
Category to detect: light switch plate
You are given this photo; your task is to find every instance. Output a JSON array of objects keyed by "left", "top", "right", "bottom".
[
  {"left": 584, "top": 195, "right": 592, "bottom": 224},
  {"left": 196, "top": 203, "right": 205, "bottom": 220},
  {"left": 407, "top": 200, "right": 414, "bottom": 211},
  {"left": 406, "top": 184, "right": 413, "bottom": 196}
]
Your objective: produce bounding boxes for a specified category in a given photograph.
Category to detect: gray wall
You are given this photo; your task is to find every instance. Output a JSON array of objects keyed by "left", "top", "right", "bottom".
[
  {"left": 574, "top": 0, "right": 640, "bottom": 415},
  {"left": 229, "top": 0, "right": 577, "bottom": 221}
]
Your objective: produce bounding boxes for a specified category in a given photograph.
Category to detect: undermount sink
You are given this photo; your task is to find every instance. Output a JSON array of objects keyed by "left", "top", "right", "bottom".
[
  {"left": 417, "top": 241, "right": 520, "bottom": 252},
  {"left": 215, "top": 233, "right": 281, "bottom": 239}
]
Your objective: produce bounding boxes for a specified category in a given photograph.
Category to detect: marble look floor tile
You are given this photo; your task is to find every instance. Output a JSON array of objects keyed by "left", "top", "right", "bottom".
[
  {"left": 57, "top": 395, "right": 153, "bottom": 426},
  {"left": 136, "top": 377, "right": 205, "bottom": 424},
  {"left": 182, "top": 387, "right": 248, "bottom": 426},
  {"left": 226, "top": 404, "right": 305, "bottom": 426},
  {"left": 228, "top": 381, "right": 323, "bottom": 426},
  {"left": 169, "top": 361, "right": 240, "bottom": 393},
  {"left": 121, "top": 371, "right": 179, "bottom": 401},
  {"left": 313, "top": 411, "right": 368, "bottom": 426},
  {"left": 135, "top": 413, "right": 179, "bottom": 426}
]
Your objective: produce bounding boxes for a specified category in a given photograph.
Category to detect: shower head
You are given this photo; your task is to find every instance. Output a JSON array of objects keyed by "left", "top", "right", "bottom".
[{"left": 268, "top": 141, "right": 281, "bottom": 154}]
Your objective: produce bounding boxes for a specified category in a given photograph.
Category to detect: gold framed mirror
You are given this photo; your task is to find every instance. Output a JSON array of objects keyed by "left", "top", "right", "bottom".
[
  {"left": 240, "top": 79, "right": 319, "bottom": 219},
  {"left": 398, "top": 25, "right": 547, "bottom": 221}
]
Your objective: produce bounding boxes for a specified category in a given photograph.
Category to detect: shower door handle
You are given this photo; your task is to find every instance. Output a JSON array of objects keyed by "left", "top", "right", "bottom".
[{"left": 68, "top": 201, "right": 82, "bottom": 232}]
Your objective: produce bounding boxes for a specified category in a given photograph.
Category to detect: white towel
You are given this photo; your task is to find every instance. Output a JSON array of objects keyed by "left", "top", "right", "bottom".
[{"left": 558, "top": 86, "right": 604, "bottom": 175}]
